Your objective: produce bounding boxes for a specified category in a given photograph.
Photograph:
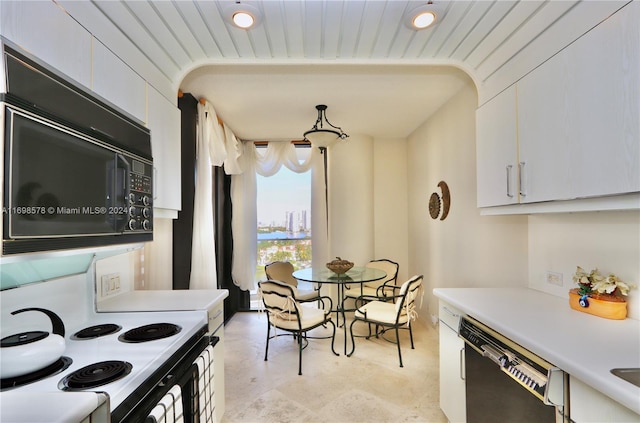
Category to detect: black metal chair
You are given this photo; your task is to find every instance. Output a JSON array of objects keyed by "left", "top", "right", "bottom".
[
  {"left": 347, "top": 275, "right": 424, "bottom": 367},
  {"left": 258, "top": 279, "right": 338, "bottom": 375},
  {"left": 264, "top": 261, "right": 322, "bottom": 302},
  {"left": 343, "top": 259, "right": 400, "bottom": 305}
]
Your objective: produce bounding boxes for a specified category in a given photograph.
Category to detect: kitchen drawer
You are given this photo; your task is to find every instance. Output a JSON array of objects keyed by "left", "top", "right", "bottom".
[
  {"left": 207, "top": 303, "right": 224, "bottom": 335},
  {"left": 439, "top": 301, "right": 463, "bottom": 332}
]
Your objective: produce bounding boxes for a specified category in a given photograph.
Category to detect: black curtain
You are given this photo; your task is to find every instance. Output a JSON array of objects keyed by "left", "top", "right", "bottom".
[{"left": 173, "top": 93, "right": 248, "bottom": 320}]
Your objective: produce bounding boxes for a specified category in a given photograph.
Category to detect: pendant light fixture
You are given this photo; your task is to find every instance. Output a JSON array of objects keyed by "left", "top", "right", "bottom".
[{"left": 303, "top": 105, "right": 349, "bottom": 150}]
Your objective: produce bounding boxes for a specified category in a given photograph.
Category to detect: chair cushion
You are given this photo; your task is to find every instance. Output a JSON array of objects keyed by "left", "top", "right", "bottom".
[
  {"left": 295, "top": 287, "right": 320, "bottom": 301},
  {"left": 269, "top": 305, "right": 328, "bottom": 330},
  {"left": 354, "top": 301, "right": 408, "bottom": 325},
  {"left": 363, "top": 260, "right": 398, "bottom": 288},
  {"left": 264, "top": 262, "right": 299, "bottom": 287}
]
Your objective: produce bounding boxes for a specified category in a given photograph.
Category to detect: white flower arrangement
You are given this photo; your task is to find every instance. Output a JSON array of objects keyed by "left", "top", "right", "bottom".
[{"left": 572, "top": 266, "right": 635, "bottom": 298}]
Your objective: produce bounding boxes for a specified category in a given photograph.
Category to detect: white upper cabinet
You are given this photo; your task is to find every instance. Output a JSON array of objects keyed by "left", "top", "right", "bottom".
[
  {"left": 518, "top": 2, "right": 640, "bottom": 202},
  {"left": 0, "top": 0, "right": 91, "bottom": 88},
  {"left": 563, "top": 3, "right": 639, "bottom": 198},
  {"left": 92, "top": 40, "right": 146, "bottom": 123},
  {"left": 477, "top": 2, "right": 640, "bottom": 211},
  {"left": 147, "top": 87, "right": 181, "bottom": 213},
  {"left": 517, "top": 52, "right": 575, "bottom": 203},
  {"left": 476, "top": 85, "right": 519, "bottom": 207}
]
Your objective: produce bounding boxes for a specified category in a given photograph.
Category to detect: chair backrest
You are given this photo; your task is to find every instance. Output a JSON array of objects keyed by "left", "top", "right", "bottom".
[
  {"left": 364, "top": 259, "right": 399, "bottom": 288},
  {"left": 394, "top": 275, "right": 424, "bottom": 319},
  {"left": 258, "top": 280, "right": 300, "bottom": 321},
  {"left": 264, "top": 261, "right": 298, "bottom": 287}
]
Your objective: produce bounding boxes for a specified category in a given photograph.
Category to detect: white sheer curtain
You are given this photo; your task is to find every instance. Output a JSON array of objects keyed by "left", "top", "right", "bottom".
[
  {"left": 191, "top": 102, "right": 329, "bottom": 292},
  {"left": 230, "top": 141, "right": 328, "bottom": 291},
  {"left": 190, "top": 102, "right": 220, "bottom": 289}
]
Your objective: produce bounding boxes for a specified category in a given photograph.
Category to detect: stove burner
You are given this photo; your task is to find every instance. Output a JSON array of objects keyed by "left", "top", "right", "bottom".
[
  {"left": 59, "top": 360, "right": 132, "bottom": 390},
  {"left": 72, "top": 324, "right": 122, "bottom": 340},
  {"left": 118, "top": 323, "right": 181, "bottom": 343},
  {"left": 1, "top": 357, "right": 72, "bottom": 390}
]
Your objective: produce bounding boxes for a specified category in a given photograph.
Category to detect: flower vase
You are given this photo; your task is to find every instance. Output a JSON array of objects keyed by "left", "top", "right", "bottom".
[{"left": 568, "top": 288, "right": 627, "bottom": 320}]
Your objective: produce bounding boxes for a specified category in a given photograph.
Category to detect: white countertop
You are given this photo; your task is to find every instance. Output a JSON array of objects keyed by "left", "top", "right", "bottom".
[
  {"left": 97, "top": 289, "right": 228, "bottom": 312},
  {"left": 0, "top": 392, "right": 107, "bottom": 422},
  {"left": 433, "top": 287, "right": 640, "bottom": 415}
]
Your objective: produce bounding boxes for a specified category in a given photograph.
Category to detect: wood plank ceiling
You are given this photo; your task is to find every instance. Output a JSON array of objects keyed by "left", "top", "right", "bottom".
[{"left": 61, "top": 0, "right": 615, "bottom": 140}]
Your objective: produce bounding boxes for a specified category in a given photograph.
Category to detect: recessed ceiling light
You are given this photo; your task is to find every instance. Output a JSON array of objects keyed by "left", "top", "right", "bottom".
[
  {"left": 412, "top": 11, "right": 436, "bottom": 29},
  {"left": 232, "top": 11, "right": 254, "bottom": 29},
  {"left": 225, "top": 3, "right": 262, "bottom": 30},
  {"left": 404, "top": 2, "right": 443, "bottom": 31}
]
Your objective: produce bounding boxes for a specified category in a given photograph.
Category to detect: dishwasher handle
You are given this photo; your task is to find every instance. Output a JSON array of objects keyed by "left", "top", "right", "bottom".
[
  {"left": 544, "top": 367, "right": 565, "bottom": 407},
  {"left": 481, "top": 344, "right": 507, "bottom": 366}
]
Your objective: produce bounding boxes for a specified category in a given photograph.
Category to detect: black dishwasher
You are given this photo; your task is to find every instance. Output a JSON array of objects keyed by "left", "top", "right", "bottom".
[{"left": 459, "top": 316, "right": 567, "bottom": 422}]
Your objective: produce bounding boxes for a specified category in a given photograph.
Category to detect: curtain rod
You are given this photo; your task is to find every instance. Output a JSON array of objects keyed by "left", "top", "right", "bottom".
[{"left": 178, "top": 90, "right": 310, "bottom": 147}]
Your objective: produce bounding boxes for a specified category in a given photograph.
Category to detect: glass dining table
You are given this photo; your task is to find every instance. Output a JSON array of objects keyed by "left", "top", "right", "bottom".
[{"left": 292, "top": 266, "right": 387, "bottom": 354}]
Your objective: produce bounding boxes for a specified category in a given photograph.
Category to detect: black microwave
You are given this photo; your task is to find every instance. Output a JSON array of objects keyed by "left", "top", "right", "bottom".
[{"left": 1, "top": 40, "right": 153, "bottom": 255}]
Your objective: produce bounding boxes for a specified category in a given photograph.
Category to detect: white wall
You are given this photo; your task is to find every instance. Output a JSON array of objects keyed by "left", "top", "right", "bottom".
[
  {"left": 373, "top": 137, "right": 409, "bottom": 283},
  {"left": 142, "top": 217, "right": 174, "bottom": 290},
  {"left": 328, "top": 135, "right": 375, "bottom": 265},
  {"left": 528, "top": 211, "right": 640, "bottom": 320},
  {"left": 407, "top": 81, "right": 529, "bottom": 322},
  {"left": 328, "top": 134, "right": 411, "bottom": 285}
]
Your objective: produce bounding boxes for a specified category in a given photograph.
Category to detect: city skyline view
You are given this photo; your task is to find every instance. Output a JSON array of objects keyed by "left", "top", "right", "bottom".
[{"left": 256, "top": 167, "right": 311, "bottom": 229}]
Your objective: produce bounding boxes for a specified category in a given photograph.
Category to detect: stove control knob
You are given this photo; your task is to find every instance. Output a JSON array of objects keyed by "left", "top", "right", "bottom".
[
  {"left": 129, "top": 193, "right": 137, "bottom": 204},
  {"left": 142, "top": 195, "right": 151, "bottom": 206},
  {"left": 143, "top": 208, "right": 150, "bottom": 218},
  {"left": 129, "top": 220, "right": 138, "bottom": 231},
  {"left": 143, "top": 220, "right": 151, "bottom": 231},
  {"left": 129, "top": 206, "right": 138, "bottom": 217}
]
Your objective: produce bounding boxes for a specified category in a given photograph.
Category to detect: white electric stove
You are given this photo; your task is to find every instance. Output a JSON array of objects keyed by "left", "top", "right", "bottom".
[{"left": 0, "top": 268, "right": 213, "bottom": 422}]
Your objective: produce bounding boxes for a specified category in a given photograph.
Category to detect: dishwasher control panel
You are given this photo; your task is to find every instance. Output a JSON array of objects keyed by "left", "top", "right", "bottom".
[{"left": 459, "top": 316, "right": 553, "bottom": 401}]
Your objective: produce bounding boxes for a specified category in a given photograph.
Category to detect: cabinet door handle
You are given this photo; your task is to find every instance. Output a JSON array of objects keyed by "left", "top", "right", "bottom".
[
  {"left": 442, "top": 306, "right": 459, "bottom": 318},
  {"left": 459, "top": 347, "right": 465, "bottom": 380},
  {"left": 519, "top": 162, "right": 526, "bottom": 197},
  {"left": 506, "top": 165, "right": 514, "bottom": 198}
]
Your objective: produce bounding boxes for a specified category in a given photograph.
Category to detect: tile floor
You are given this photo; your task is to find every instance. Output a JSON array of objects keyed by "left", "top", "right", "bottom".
[{"left": 221, "top": 311, "right": 448, "bottom": 423}]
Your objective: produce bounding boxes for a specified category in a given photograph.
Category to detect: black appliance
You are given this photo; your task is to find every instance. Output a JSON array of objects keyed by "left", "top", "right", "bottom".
[
  {"left": 1, "top": 38, "right": 153, "bottom": 255},
  {"left": 459, "top": 316, "right": 568, "bottom": 423}
]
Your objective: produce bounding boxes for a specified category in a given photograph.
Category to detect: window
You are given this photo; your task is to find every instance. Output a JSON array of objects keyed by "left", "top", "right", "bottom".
[{"left": 255, "top": 156, "right": 312, "bottom": 281}]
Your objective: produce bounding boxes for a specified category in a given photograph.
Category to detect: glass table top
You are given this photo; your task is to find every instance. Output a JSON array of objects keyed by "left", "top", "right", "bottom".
[{"left": 292, "top": 266, "right": 386, "bottom": 284}]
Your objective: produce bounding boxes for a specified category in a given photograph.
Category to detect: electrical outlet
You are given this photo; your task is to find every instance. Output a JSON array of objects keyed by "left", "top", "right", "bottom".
[
  {"left": 546, "top": 271, "right": 563, "bottom": 286},
  {"left": 101, "top": 273, "right": 121, "bottom": 296}
]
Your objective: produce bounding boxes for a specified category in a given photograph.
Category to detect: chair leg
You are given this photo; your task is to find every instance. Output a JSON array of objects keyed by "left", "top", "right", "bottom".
[
  {"left": 396, "top": 327, "right": 403, "bottom": 368},
  {"left": 409, "top": 323, "right": 415, "bottom": 349},
  {"left": 264, "top": 320, "right": 271, "bottom": 362},
  {"left": 297, "top": 330, "right": 303, "bottom": 375}
]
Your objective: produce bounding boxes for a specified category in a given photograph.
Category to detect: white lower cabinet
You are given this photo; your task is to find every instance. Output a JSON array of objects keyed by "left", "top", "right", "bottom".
[
  {"left": 207, "top": 301, "right": 226, "bottom": 422},
  {"left": 438, "top": 301, "right": 466, "bottom": 423},
  {"left": 570, "top": 376, "right": 639, "bottom": 423}
]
